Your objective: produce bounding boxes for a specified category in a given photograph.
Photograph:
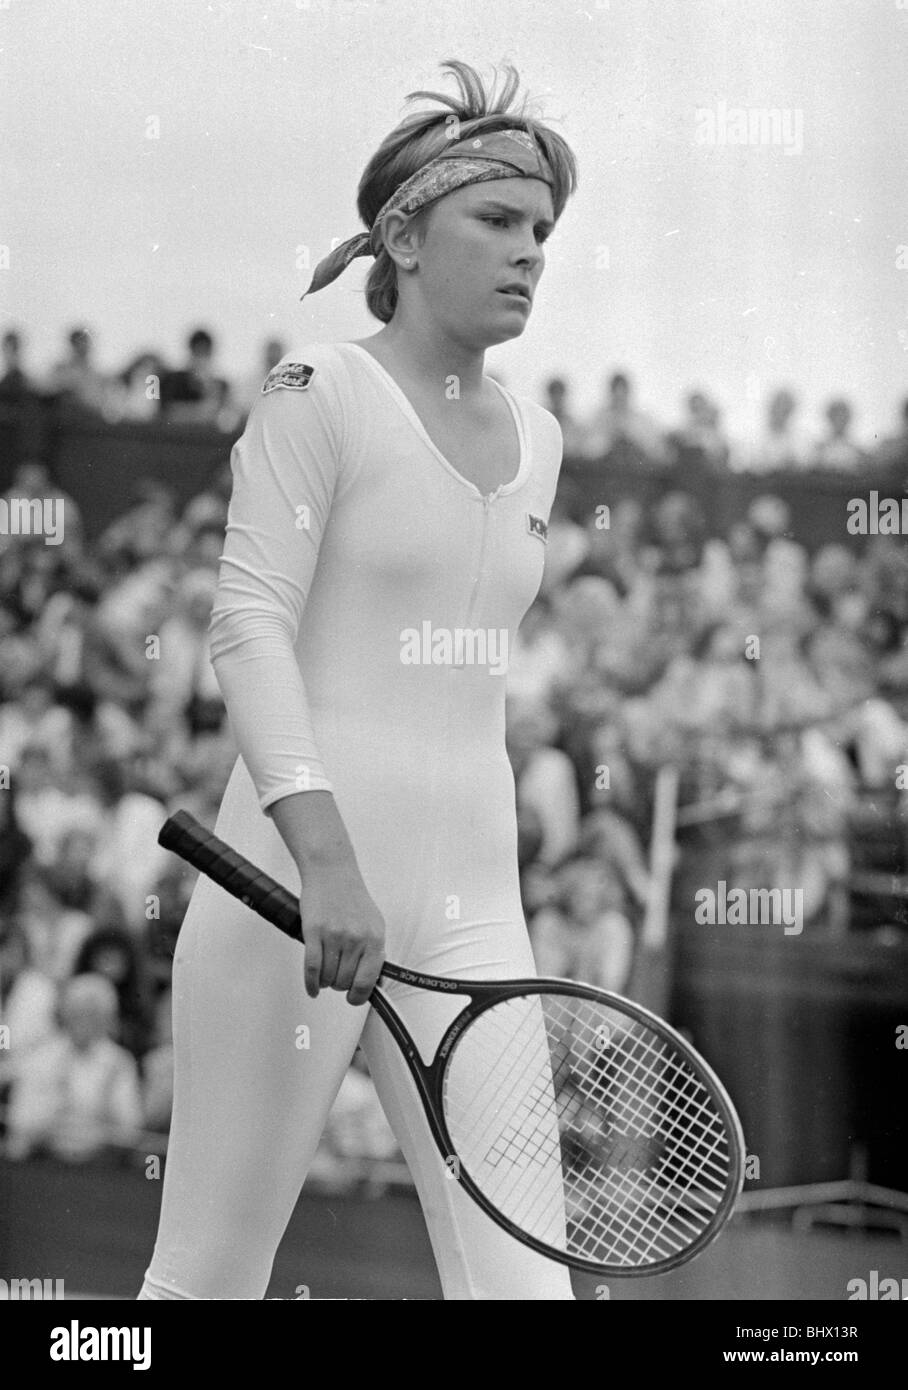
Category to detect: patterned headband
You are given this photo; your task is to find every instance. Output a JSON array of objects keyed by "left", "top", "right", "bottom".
[{"left": 300, "top": 126, "right": 555, "bottom": 300}]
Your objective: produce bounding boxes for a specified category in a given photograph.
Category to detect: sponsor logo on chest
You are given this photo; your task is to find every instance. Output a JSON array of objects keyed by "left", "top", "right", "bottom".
[{"left": 526, "top": 513, "right": 548, "bottom": 543}]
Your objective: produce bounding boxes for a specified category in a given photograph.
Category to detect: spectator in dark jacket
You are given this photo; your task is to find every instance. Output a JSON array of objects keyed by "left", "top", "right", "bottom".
[{"left": 160, "top": 329, "right": 233, "bottom": 427}]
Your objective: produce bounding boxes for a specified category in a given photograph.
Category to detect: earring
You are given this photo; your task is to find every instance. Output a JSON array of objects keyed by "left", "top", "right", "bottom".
[{"left": 404, "top": 257, "right": 411, "bottom": 265}]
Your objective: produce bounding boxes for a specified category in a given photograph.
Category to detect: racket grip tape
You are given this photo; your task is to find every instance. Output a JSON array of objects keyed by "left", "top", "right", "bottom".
[{"left": 158, "top": 809, "right": 303, "bottom": 944}]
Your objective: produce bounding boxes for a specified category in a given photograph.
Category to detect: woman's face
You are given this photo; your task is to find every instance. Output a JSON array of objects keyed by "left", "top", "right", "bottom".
[{"left": 408, "top": 177, "right": 553, "bottom": 347}]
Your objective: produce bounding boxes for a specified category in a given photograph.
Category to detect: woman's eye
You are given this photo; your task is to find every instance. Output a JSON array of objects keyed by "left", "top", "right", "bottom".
[{"left": 482, "top": 215, "right": 550, "bottom": 243}]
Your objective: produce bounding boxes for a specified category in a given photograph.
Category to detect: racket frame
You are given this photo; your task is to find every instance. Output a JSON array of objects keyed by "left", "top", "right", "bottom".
[
  {"left": 371, "top": 965, "right": 746, "bottom": 1277},
  {"left": 159, "top": 809, "right": 746, "bottom": 1277}
]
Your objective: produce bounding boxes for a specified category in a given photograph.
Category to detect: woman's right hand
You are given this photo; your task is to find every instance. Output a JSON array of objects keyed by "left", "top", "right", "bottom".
[
  {"left": 297, "top": 853, "right": 386, "bottom": 1006},
  {"left": 270, "top": 792, "right": 387, "bottom": 1006}
]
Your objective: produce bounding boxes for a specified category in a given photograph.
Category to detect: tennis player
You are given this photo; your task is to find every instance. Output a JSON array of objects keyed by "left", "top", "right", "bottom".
[{"left": 139, "top": 58, "right": 578, "bottom": 1301}]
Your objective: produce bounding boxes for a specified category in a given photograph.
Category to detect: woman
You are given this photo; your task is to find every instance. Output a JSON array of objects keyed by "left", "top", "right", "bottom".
[
  {"left": 73, "top": 923, "right": 155, "bottom": 1060},
  {"left": 140, "top": 58, "right": 578, "bottom": 1301}
]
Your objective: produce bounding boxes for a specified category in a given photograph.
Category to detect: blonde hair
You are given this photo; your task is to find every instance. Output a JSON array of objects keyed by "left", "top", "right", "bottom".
[{"left": 357, "top": 59, "right": 578, "bottom": 323}]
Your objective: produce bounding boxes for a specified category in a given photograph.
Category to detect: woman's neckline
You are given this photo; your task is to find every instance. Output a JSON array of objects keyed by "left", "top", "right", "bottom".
[{"left": 339, "top": 339, "right": 529, "bottom": 500}]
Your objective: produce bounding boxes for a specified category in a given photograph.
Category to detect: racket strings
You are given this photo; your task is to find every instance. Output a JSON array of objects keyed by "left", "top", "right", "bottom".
[{"left": 442, "top": 992, "right": 736, "bottom": 1268}]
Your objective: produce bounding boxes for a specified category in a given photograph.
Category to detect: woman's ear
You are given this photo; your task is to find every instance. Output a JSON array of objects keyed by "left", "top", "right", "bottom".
[{"left": 380, "top": 208, "right": 424, "bottom": 270}]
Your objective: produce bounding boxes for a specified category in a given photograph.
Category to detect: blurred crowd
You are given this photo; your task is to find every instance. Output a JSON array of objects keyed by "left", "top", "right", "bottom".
[
  {"left": 545, "top": 373, "right": 908, "bottom": 475},
  {"left": 2, "top": 326, "right": 908, "bottom": 1177},
  {"left": 4, "top": 322, "right": 908, "bottom": 474},
  {"left": 0, "top": 325, "right": 283, "bottom": 432}
]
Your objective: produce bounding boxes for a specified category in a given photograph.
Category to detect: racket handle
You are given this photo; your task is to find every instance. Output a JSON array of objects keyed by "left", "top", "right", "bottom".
[{"left": 158, "top": 809, "right": 303, "bottom": 944}]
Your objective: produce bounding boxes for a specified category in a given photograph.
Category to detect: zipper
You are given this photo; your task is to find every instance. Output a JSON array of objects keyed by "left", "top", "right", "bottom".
[{"left": 463, "top": 489, "right": 497, "bottom": 632}]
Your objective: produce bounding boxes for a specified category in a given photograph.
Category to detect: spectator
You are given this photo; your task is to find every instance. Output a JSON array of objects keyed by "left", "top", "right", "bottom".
[
  {"left": 146, "top": 567, "right": 222, "bottom": 737},
  {"left": 506, "top": 697, "right": 580, "bottom": 866},
  {"left": 648, "top": 491, "right": 707, "bottom": 576},
  {"left": 537, "top": 487, "right": 589, "bottom": 595},
  {"left": 85, "top": 757, "right": 171, "bottom": 938},
  {"left": 542, "top": 375, "right": 587, "bottom": 456},
  {"left": 107, "top": 351, "right": 168, "bottom": 423},
  {"left": 0, "top": 675, "right": 74, "bottom": 783},
  {"left": 507, "top": 594, "right": 573, "bottom": 706},
  {"left": 643, "top": 621, "right": 759, "bottom": 739},
  {"left": 0, "top": 864, "right": 95, "bottom": 1097},
  {"left": 529, "top": 856, "right": 635, "bottom": 992},
  {"left": 0, "top": 329, "right": 35, "bottom": 404},
  {"left": 0, "top": 460, "right": 85, "bottom": 557},
  {"left": 161, "top": 328, "right": 234, "bottom": 428},
  {"left": 876, "top": 396, "right": 908, "bottom": 473},
  {"left": 143, "top": 569, "right": 223, "bottom": 768},
  {"left": 34, "top": 564, "right": 101, "bottom": 695},
  {"left": 0, "top": 601, "right": 43, "bottom": 701},
  {"left": 95, "top": 479, "right": 179, "bottom": 570},
  {"left": 0, "top": 332, "right": 43, "bottom": 455},
  {"left": 91, "top": 557, "right": 176, "bottom": 713},
  {"left": 0, "top": 538, "right": 64, "bottom": 631},
  {"left": 583, "top": 371, "right": 668, "bottom": 466},
  {"left": 0, "top": 922, "right": 57, "bottom": 1092},
  {"left": 574, "top": 497, "right": 644, "bottom": 597},
  {"left": 810, "top": 398, "right": 866, "bottom": 472},
  {"left": 17, "top": 862, "right": 94, "bottom": 981},
  {"left": 0, "top": 778, "right": 33, "bottom": 921},
  {"left": 175, "top": 729, "right": 239, "bottom": 822},
  {"left": 746, "top": 494, "right": 811, "bottom": 621},
  {"left": 169, "top": 492, "right": 228, "bottom": 570},
  {"left": 14, "top": 744, "right": 103, "bottom": 867},
  {"left": 740, "top": 387, "right": 811, "bottom": 472},
  {"left": 145, "top": 860, "right": 196, "bottom": 981},
  {"left": 580, "top": 803, "right": 652, "bottom": 912},
  {"left": 45, "top": 326, "right": 110, "bottom": 415},
  {"left": 34, "top": 570, "right": 151, "bottom": 754},
  {"left": 667, "top": 390, "right": 730, "bottom": 471},
  {"left": 6, "top": 973, "right": 142, "bottom": 1162},
  {"left": 44, "top": 826, "right": 99, "bottom": 915},
  {"left": 74, "top": 924, "right": 154, "bottom": 1058}
]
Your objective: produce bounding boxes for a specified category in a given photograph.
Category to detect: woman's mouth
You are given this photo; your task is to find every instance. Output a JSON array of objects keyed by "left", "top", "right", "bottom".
[{"left": 496, "top": 289, "right": 530, "bottom": 310}]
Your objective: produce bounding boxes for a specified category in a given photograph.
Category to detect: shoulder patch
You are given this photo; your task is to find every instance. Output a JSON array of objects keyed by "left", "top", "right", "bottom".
[{"left": 262, "top": 362, "right": 316, "bottom": 394}]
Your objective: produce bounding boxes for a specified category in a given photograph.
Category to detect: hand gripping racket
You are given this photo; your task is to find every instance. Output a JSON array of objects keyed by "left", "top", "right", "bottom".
[{"left": 158, "top": 809, "right": 745, "bottom": 1277}]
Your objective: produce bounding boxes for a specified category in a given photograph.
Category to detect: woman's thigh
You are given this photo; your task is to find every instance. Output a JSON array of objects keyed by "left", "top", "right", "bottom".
[
  {"left": 145, "top": 806, "right": 369, "bottom": 1299},
  {"left": 361, "top": 915, "right": 575, "bottom": 1300}
]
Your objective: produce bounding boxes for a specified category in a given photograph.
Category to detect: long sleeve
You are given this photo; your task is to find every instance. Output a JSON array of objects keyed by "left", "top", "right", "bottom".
[{"left": 208, "top": 363, "right": 345, "bottom": 814}]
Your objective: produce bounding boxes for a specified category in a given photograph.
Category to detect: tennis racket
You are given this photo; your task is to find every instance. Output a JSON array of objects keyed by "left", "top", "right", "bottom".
[{"left": 158, "top": 809, "right": 745, "bottom": 1277}]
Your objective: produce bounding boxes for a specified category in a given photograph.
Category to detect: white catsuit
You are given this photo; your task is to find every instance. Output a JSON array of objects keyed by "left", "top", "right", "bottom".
[{"left": 142, "top": 341, "right": 574, "bottom": 1300}]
